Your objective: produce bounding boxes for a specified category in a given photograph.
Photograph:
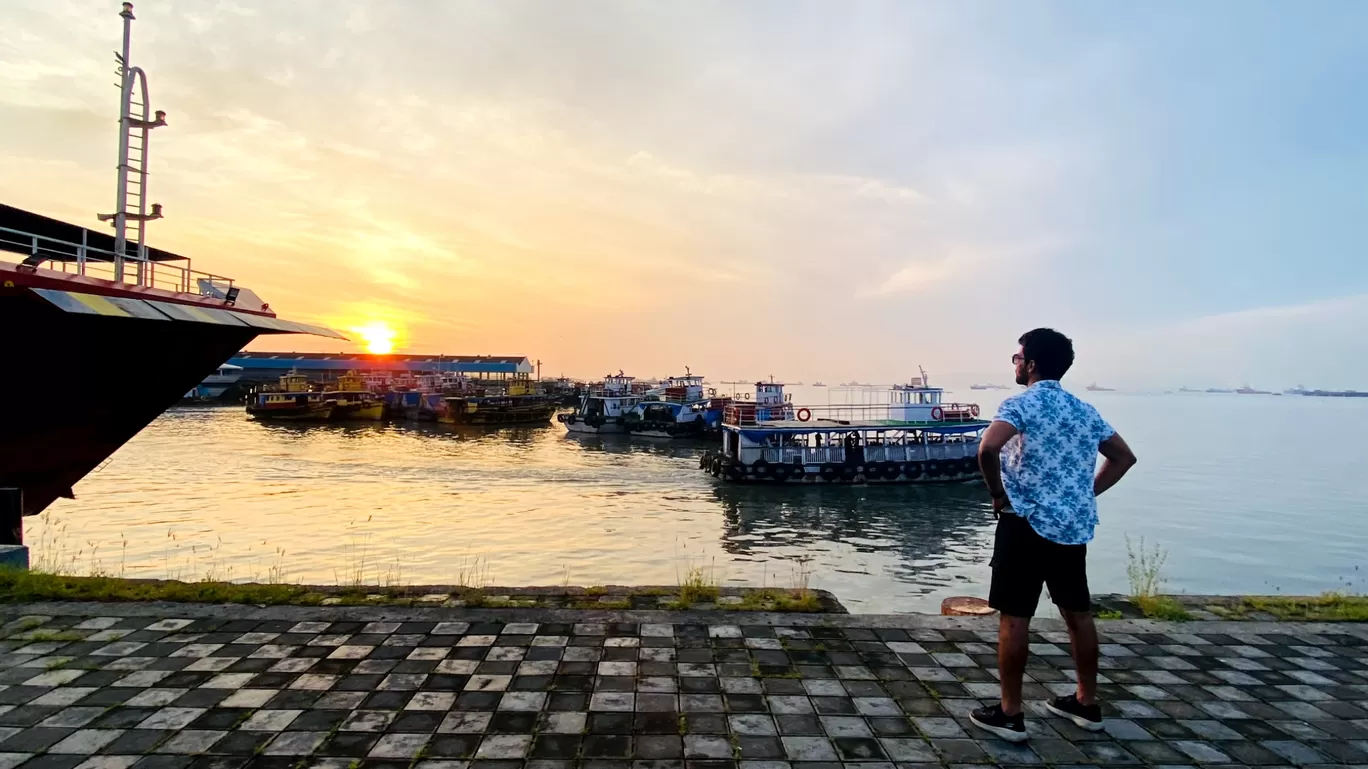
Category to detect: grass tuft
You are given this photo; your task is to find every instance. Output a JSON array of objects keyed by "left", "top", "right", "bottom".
[
  {"left": 1124, "top": 535, "right": 1191, "bottom": 621},
  {"left": 0, "top": 568, "right": 327, "bottom": 606},
  {"left": 678, "top": 563, "right": 720, "bottom": 605},
  {"left": 1239, "top": 592, "right": 1368, "bottom": 621}
]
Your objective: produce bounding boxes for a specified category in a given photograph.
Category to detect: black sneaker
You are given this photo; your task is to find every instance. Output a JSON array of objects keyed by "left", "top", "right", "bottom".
[
  {"left": 969, "top": 703, "right": 1027, "bottom": 742},
  {"left": 1044, "top": 694, "right": 1104, "bottom": 731}
]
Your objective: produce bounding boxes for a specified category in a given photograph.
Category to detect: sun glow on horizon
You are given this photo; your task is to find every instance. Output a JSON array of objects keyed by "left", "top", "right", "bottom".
[{"left": 352, "top": 321, "right": 397, "bottom": 355}]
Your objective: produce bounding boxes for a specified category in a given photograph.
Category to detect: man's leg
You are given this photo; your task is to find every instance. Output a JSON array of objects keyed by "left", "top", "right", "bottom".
[
  {"left": 998, "top": 613, "right": 1031, "bottom": 715},
  {"left": 1061, "top": 609, "right": 1099, "bottom": 706}
]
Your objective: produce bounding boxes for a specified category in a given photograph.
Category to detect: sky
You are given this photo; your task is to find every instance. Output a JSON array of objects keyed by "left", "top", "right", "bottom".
[{"left": 3, "top": 0, "right": 1367, "bottom": 389}]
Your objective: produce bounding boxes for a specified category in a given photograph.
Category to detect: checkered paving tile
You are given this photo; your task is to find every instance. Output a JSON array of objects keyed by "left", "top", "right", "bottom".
[{"left": 0, "top": 611, "right": 1366, "bottom": 768}]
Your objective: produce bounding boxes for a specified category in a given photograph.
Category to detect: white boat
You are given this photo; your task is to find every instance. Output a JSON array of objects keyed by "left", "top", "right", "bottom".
[
  {"left": 184, "top": 363, "right": 243, "bottom": 400},
  {"left": 624, "top": 373, "right": 709, "bottom": 438},
  {"left": 557, "top": 373, "right": 641, "bottom": 434},
  {"left": 700, "top": 369, "right": 988, "bottom": 483}
]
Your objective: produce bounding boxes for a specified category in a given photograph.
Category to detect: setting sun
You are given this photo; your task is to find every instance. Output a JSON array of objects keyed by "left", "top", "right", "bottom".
[{"left": 351, "top": 321, "right": 397, "bottom": 354}]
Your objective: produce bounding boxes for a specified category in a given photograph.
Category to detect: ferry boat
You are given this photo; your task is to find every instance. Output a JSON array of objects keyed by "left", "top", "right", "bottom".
[
  {"left": 699, "top": 372, "right": 989, "bottom": 484},
  {"left": 557, "top": 373, "right": 641, "bottom": 434},
  {"left": 0, "top": 5, "right": 342, "bottom": 515},
  {"left": 323, "top": 371, "right": 384, "bottom": 421},
  {"left": 440, "top": 373, "right": 557, "bottom": 426},
  {"left": 183, "top": 363, "right": 243, "bottom": 401},
  {"left": 247, "top": 371, "right": 334, "bottom": 421},
  {"left": 624, "top": 372, "right": 710, "bottom": 438}
]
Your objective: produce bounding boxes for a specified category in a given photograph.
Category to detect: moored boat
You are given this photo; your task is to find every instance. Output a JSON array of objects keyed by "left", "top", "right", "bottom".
[
  {"left": 557, "top": 373, "right": 641, "bottom": 434},
  {"left": 440, "top": 372, "right": 556, "bottom": 426},
  {"left": 700, "top": 372, "right": 989, "bottom": 484},
  {"left": 324, "top": 371, "right": 384, "bottom": 421},
  {"left": 0, "top": 4, "right": 343, "bottom": 516},
  {"left": 624, "top": 372, "right": 709, "bottom": 438},
  {"left": 246, "top": 371, "right": 335, "bottom": 421},
  {"left": 182, "top": 363, "right": 243, "bottom": 402}
]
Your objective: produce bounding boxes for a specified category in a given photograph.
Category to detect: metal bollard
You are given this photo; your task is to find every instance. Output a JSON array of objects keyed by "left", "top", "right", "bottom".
[{"left": 0, "top": 488, "right": 21, "bottom": 546}]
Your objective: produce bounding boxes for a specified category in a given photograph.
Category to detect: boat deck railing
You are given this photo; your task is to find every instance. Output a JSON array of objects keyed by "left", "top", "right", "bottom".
[
  {"left": 746, "top": 441, "right": 976, "bottom": 465},
  {"left": 1, "top": 224, "right": 235, "bottom": 295},
  {"left": 724, "top": 402, "right": 981, "bottom": 427},
  {"left": 722, "top": 403, "right": 796, "bottom": 425}
]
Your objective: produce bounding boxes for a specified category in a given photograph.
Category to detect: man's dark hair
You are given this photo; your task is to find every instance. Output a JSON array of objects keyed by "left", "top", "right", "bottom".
[{"left": 1019, "top": 328, "right": 1074, "bottom": 380}]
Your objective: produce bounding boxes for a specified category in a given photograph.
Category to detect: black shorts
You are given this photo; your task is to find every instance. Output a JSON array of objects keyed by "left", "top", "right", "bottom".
[{"left": 988, "top": 513, "right": 1091, "bottom": 617}]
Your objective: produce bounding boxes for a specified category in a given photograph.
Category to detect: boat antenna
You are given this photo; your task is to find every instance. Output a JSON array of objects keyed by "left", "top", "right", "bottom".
[
  {"left": 918, "top": 365, "right": 928, "bottom": 387},
  {"left": 96, "top": 3, "right": 168, "bottom": 286}
]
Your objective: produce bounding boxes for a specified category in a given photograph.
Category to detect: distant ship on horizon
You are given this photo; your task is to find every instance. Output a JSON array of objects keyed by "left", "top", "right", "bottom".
[
  {"left": 1086, "top": 382, "right": 1115, "bottom": 392},
  {"left": 970, "top": 383, "right": 1010, "bottom": 391},
  {"left": 1236, "top": 385, "right": 1272, "bottom": 395}
]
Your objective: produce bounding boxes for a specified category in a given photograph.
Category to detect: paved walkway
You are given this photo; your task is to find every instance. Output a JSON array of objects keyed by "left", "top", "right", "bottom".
[{"left": 1, "top": 603, "right": 1367, "bottom": 769}]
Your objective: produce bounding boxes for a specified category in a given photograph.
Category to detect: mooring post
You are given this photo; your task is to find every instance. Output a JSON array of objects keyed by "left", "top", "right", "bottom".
[
  {"left": 0, "top": 488, "right": 28, "bottom": 571},
  {"left": 0, "top": 488, "right": 20, "bottom": 546}
]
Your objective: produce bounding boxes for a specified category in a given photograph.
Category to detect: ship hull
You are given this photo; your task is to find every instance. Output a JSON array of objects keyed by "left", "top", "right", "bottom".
[
  {"left": 560, "top": 417, "right": 626, "bottom": 434},
  {"left": 699, "top": 452, "right": 982, "bottom": 484},
  {"left": 439, "top": 398, "right": 555, "bottom": 426},
  {"left": 247, "top": 403, "right": 335, "bottom": 421},
  {"left": 0, "top": 285, "right": 261, "bottom": 515},
  {"left": 330, "top": 401, "right": 384, "bottom": 421}
]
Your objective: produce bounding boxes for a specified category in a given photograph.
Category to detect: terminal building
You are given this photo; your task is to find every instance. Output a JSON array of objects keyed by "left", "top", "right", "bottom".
[{"left": 228, "top": 352, "right": 534, "bottom": 384}]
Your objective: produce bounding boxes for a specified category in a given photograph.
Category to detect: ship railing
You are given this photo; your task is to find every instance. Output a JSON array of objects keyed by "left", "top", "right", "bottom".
[
  {"left": 743, "top": 441, "right": 977, "bottom": 466},
  {"left": 745, "top": 402, "right": 982, "bottom": 424},
  {"left": 0, "top": 225, "right": 234, "bottom": 295},
  {"left": 722, "top": 404, "right": 796, "bottom": 426}
]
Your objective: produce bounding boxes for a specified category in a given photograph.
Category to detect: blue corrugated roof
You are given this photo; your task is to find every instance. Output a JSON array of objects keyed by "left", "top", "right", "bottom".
[{"left": 228, "top": 356, "right": 524, "bottom": 374}]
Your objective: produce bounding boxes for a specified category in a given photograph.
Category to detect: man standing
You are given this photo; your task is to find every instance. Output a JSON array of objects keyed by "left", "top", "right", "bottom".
[{"left": 970, "top": 328, "right": 1137, "bottom": 742}]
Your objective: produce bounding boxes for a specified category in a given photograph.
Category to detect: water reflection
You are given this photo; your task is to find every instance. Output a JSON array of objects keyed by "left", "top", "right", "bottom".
[{"left": 711, "top": 482, "right": 997, "bottom": 607}]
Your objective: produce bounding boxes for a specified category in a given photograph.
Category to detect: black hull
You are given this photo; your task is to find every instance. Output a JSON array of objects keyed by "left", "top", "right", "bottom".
[
  {"left": 1, "top": 286, "right": 261, "bottom": 515},
  {"left": 445, "top": 408, "right": 557, "bottom": 426},
  {"left": 698, "top": 451, "right": 981, "bottom": 484}
]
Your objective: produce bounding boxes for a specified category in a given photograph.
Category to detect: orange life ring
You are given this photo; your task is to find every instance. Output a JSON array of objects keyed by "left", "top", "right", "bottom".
[
  {"left": 797, "top": 408, "right": 811, "bottom": 422},
  {"left": 931, "top": 406, "right": 944, "bottom": 421},
  {"left": 970, "top": 404, "right": 980, "bottom": 417}
]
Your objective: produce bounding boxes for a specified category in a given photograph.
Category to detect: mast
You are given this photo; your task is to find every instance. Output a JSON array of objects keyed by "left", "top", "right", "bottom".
[{"left": 98, "top": 3, "right": 167, "bottom": 285}]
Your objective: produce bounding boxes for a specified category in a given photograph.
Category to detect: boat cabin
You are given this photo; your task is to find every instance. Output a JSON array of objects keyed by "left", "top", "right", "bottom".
[
  {"left": 277, "top": 371, "right": 311, "bottom": 393},
  {"left": 654, "top": 374, "right": 705, "bottom": 403}
]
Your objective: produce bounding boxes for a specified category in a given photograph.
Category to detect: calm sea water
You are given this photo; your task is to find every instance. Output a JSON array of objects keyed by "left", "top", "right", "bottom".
[{"left": 27, "top": 386, "right": 1368, "bottom": 613}]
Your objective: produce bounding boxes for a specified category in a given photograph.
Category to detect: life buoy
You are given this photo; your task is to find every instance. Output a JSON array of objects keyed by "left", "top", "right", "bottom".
[
  {"left": 931, "top": 406, "right": 944, "bottom": 421},
  {"left": 796, "top": 408, "right": 811, "bottom": 422},
  {"left": 970, "top": 404, "right": 980, "bottom": 417}
]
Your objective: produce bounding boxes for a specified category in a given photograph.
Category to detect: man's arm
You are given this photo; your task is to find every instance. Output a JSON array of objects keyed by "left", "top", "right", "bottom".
[
  {"left": 1095, "top": 433, "right": 1137, "bottom": 497},
  {"left": 978, "top": 420, "right": 1018, "bottom": 511}
]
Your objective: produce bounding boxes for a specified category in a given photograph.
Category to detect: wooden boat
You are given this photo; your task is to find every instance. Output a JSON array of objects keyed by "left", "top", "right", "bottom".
[
  {"left": 247, "top": 371, "right": 334, "bottom": 421},
  {"left": 324, "top": 370, "right": 384, "bottom": 421}
]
